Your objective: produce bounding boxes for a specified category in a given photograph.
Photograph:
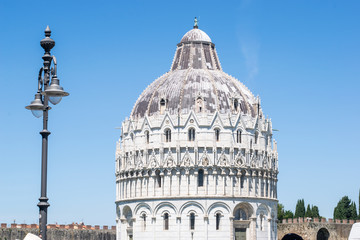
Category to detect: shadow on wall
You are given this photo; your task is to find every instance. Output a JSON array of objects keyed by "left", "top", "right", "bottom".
[
  {"left": 317, "top": 228, "right": 330, "bottom": 240},
  {"left": 281, "top": 229, "right": 330, "bottom": 240},
  {"left": 282, "top": 233, "right": 303, "bottom": 240}
]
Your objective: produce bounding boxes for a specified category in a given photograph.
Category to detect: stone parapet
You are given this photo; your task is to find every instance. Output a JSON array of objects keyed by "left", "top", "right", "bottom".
[
  {"left": 279, "top": 217, "right": 356, "bottom": 225},
  {"left": 0, "top": 228, "right": 115, "bottom": 240},
  {"left": 0, "top": 223, "right": 115, "bottom": 230}
]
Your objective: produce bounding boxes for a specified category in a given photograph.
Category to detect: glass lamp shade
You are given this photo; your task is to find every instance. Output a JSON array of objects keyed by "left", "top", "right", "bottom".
[
  {"left": 25, "top": 93, "right": 44, "bottom": 118},
  {"left": 44, "top": 77, "right": 69, "bottom": 105},
  {"left": 49, "top": 96, "right": 63, "bottom": 105},
  {"left": 31, "top": 109, "right": 43, "bottom": 118}
]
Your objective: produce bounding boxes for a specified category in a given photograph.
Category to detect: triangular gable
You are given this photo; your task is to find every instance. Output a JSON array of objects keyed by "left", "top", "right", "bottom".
[
  {"left": 126, "top": 119, "right": 136, "bottom": 133},
  {"left": 180, "top": 149, "right": 194, "bottom": 167},
  {"left": 147, "top": 150, "right": 159, "bottom": 168},
  {"left": 199, "top": 149, "right": 210, "bottom": 166},
  {"left": 126, "top": 152, "right": 134, "bottom": 170},
  {"left": 163, "top": 151, "right": 176, "bottom": 168},
  {"left": 182, "top": 110, "right": 200, "bottom": 128},
  {"left": 209, "top": 111, "right": 225, "bottom": 129},
  {"left": 251, "top": 115, "right": 261, "bottom": 131},
  {"left": 234, "top": 151, "right": 246, "bottom": 167},
  {"left": 217, "top": 150, "right": 230, "bottom": 166},
  {"left": 159, "top": 112, "right": 176, "bottom": 129},
  {"left": 136, "top": 152, "right": 144, "bottom": 169},
  {"left": 233, "top": 113, "right": 247, "bottom": 131},
  {"left": 250, "top": 154, "right": 258, "bottom": 168},
  {"left": 262, "top": 155, "right": 269, "bottom": 169},
  {"left": 140, "top": 115, "right": 153, "bottom": 132}
]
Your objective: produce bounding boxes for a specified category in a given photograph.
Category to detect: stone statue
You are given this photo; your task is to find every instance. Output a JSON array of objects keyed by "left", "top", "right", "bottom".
[{"left": 194, "top": 17, "right": 198, "bottom": 29}]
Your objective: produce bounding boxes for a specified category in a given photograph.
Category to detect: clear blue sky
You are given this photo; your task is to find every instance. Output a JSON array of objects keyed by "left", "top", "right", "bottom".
[{"left": 0, "top": 0, "right": 359, "bottom": 226}]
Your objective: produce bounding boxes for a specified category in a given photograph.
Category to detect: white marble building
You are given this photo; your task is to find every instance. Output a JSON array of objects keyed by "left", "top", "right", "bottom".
[{"left": 115, "top": 22, "right": 279, "bottom": 240}]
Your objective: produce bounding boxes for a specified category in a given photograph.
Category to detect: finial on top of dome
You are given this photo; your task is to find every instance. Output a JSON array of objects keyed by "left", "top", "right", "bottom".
[
  {"left": 40, "top": 25, "right": 55, "bottom": 53},
  {"left": 45, "top": 25, "right": 51, "bottom": 37},
  {"left": 194, "top": 17, "right": 198, "bottom": 29}
]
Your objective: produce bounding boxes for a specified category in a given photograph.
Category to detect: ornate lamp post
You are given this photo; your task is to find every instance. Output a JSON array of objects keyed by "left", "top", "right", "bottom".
[{"left": 25, "top": 26, "right": 69, "bottom": 240}]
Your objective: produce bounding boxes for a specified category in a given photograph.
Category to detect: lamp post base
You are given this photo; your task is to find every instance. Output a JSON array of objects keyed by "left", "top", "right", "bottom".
[{"left": 38, "top": 197, "right": 50, "bottom": 240}]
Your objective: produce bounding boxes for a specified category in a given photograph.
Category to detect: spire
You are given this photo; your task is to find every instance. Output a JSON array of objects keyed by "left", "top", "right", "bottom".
[
  {"left": 45, "top": 25, "right": 51, "bottom": 37},
  {"left": 40, "top": 25, "right": 55, "bottom": 53},
  {"left": 194, "top": 17, "right": 198, "bottom": 29}
]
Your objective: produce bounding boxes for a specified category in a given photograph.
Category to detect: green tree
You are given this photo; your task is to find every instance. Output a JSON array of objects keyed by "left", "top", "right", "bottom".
[
  {"left": 295, "top": 199, "right": 305, "bottom": 218},
  {"left": 305, "top": 204, "right": 312, "bottom": 218},
  {"left": 350, "top": 202, "right": 358, "bottom": 220},
  {"left": 358, "top": 189, "right": 360, "bottom": 220},
  {"left": 311, "top": 205, "right": 320, "bottom": 218},
  {"left": 334, "top": 196, "right": 357, "bottom": 220},
  {"left": 277, "top": 203, "right": 284, "bottom": 221},
  {"left": 284, "top": 210, "right": 294, "bottom": 219}
]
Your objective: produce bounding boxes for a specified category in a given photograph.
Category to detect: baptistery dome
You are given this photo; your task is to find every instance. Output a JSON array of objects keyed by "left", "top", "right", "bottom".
[
  {"left": 131, "top": 26, "right": 258, "bottom": 119},
  {"left": 115, "top": 21, "right": 278, "bottom": 240}
]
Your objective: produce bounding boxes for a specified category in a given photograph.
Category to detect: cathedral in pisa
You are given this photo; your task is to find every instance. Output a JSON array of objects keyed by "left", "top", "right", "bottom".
[{"left": 115, "top": 21, "right": 279, "bottom": 240}]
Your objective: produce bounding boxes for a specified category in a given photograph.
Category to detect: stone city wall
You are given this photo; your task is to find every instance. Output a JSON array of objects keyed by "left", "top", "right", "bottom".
[
  {"left": 281, "top": 217, "right": 359, "bottom": 224},
  {"left": 278, "top": 218, "right": 357, "bottom": 240},
  {"left": 0, "top": 224, "right": 115, "bottom": 240}
]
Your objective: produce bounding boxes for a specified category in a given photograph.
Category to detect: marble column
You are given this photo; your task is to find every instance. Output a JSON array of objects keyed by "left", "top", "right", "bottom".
[
  {"left": 195, "top": 171, "right": 199, "bottom": 195},
  {"left": 161, "top": 171, "right": 165, "bottom": 196},
  {"left": 205, "top": 169, "right": 209, "bottom": 195},
  {"left": 229, "top": 216, "right": 234, "bottom": 240},
  {"left": 186, "top": 170, "right": 190, "bottom": 195},
  {"left": 231, "top": 173, "right": 235, "bottom": 197},
  {"left": 250, "top": 217, "right": 257, "bottom": 240},
  {"left": 177, "top": 171, "right": 181, "bottom": 195},
  {"left": 267, "top": 218, "right": 272, "bottom": 240}
]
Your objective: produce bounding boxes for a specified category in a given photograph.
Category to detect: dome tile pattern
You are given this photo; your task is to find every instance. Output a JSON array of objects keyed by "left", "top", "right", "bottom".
[
  {"left": 130, "top": 27, "right": 258, "bottom": 119},
  {"left": 180, "top": 28, "right": 212, "bottom": 43}
]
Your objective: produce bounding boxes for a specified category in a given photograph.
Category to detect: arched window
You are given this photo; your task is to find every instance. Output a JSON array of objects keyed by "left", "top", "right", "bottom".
[
  {"left": 198, "top": 169, "right": 204, "bottom": 187},
  {"left": 160, "top": 98, "right": 167, "bottom": 114},
  {"left": 255, "top": 131, "right": 259, "bottom": 144},
  {"left": 240, "top": 174, "right": 245, "bottom": 189},
  {"left": 155, "top": 170, "right": 161, "bottom": 188},
  {"left": 188, "top": 128, "right": 195, "bottom": 141},
  {"left": 164, "top": 213, "right": 169, "bottom": 230},
  {"left": 142, "top": 213, "right": 147, "bottom": 231},
  {"left": 160, "top": 98, "right": 166, "bottom": 106},
  {"left": 165, "top": 129, "right": 171, "bottom": 142},
  {"left": 123, "top": 206, "right": 133, "bottom": 227},
  {"left": 236, "top": 130, "right": 242, "bottom": 143},
  {"left": 145, "top": 131, "right": 149, "bottom": 144},
  {"left": 190, "top": 213, "right": 195, "bottom": 230},
  {"left": 196, "top": 97, "right": 204, "bottom": 113},
  {"left": 234, "top": 208, "right": 248, "bottom": 220},
  {"left": 216, "top": 213, "right": 221, "bottom": 230},
  {"left": 234, "top": 99, "right": 239, "bottom": 112},
  {"left": 215, "top": 128, "right": 220, "bottom": 141}
]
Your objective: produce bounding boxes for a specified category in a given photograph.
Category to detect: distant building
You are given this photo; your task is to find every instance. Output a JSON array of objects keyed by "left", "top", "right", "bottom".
[{"left": 115, "top": 21, "right": 279, "bottom": 240}]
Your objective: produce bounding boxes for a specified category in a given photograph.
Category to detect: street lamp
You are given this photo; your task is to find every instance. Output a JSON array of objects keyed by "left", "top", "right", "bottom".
[{"left": 25, "top": 26, "right": 69, "bottom": 240}]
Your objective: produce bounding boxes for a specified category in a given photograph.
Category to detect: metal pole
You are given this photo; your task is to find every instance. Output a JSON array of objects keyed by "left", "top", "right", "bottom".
[
  {"left": 37, "top": 26, "right": 55, "bottom": 240},
  {"left": 38, "top": 104, "right": 50, "bottom": 240}
]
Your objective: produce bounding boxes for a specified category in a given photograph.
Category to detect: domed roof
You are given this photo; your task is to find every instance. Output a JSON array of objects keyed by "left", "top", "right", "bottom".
[
  {"left": 130, "top": 24, "right": 259, "bottom": 120},
  {"left": 180, "top": 28, "right": 212, "bottom": 43}
]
